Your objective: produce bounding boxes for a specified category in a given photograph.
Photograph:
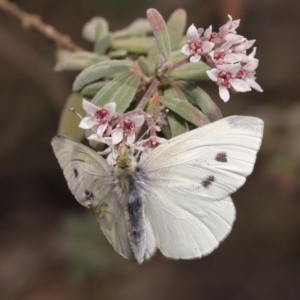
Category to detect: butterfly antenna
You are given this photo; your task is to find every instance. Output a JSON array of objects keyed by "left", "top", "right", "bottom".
[
  {"left": 137, "top": 109, "right": 169, "bottom": 142},
  {"left": 71, "top": 107, "right": 97, "bottom": 135},
  {"left": 134, "top": 109, "right": 169, "bottom": 161}
]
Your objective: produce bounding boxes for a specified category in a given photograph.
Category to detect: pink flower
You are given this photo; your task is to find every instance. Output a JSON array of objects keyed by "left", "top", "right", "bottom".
[
  {"left": 206, "top": 63, "right": 252, "bottom": 102},
  {"left": 219, "top": 15, "right": 244, "bottom": 42},
  {"left": 79, "top": 99, "right": 116, "bottom": 136},
  {"left": 208, "top": 40, "right": 242, "bottom": 66},
  {"left": 112, "top": 115, "right": 145, "bottom": 145},
  {"left": 239, "top": 59, "right": 263, "bottom": 92},
  {"left": 138, "top": 136, "right": 167, "bottom": 161},
  {"left": 181, "top": 24, "right": 215, "bottom": 63}
]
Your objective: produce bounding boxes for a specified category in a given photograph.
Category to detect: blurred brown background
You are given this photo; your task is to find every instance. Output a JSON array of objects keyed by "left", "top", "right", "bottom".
[{"left": 1, "top": 0, "right": 300, "bottom": 299}]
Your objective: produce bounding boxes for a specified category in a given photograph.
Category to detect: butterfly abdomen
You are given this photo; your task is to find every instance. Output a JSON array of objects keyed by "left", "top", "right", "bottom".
[{"left": 112, "top": 152, "right": 150, "bottom": 263}]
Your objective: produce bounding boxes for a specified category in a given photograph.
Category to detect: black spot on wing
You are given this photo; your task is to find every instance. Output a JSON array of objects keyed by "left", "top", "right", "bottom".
[
  {"left": 202, "top": 175, "right": 215, "bottom": 188},
  {"left": 85, "top": 190, "right": 94, "bottom": 200},
  {"left": 215, "top": 152, "right": 228, "bottom": 163},
  {"left": 73, "top": 168, "right": 78, "bottom": 178}
]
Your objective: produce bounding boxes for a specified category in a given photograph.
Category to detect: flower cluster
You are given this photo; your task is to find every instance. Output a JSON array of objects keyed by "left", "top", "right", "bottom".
[
  {"left": 181, "top": 15, "right": 262, "bottom": 102},
  {"left": 79, "top": 100, "right": 166, "bottom": 165}
]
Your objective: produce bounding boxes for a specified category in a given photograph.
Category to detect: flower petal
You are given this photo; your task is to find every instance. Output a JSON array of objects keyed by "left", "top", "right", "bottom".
[
  {"left": 186, "top": 24, "right": 199, "bottom": 42},
  {"left": 246, "top": 39, "right": 256, "bottom": 49},
  {"left": 204, "top": 25, "right": 212, "bottom": 38},
  {"left": 131, "top": 115, "right": 144, "bottom": 127},
  {"left": 97, "top": 123, "right": 108, "bottom": 136},
  {"left": 243, "top": 59, "right": 259, "bottom": 72},
  {"left": 224, "top": 34, "right": 245, "bottom": 42},
  {"left": 230, "top": 78, "right": 251, "bottom": 92},
  {"left": 227, "top": 63, "right": 241, "bottom": 74},
  {"left": 190, "top": 53, "right": 201, "bottom": 63},
  {"left": 103, "top": 102, "right": 116, "bottom": 118},
  {"left": 219, "top": 86, "right": 230, "bottom": 102},
  {"left": 232, "top": 19, "right": 240, "bottom": 30},
  {"left": 82, "top": 99, "right": 98, "bottom": 114},
  {"left": 225, "top": 53, "right": 241, "bottom": 64},
  {"left": 79, "top": 116, "right": 97, "bottom": 129},
  {"left": 221, "top": 40, "right": 233, "bottom": 51},
  {"left": 202, "top": 41, "right": 215, "bottom": 53},
  {"left": 248, "top": 47, "right": 257, "bottom": 58},
  {"left": 181, "top": 44, "right": 191, "bottom": 56},
  {"left": 155, "top": 136, "right": 167, "bottom": 144},
  {"left": 245, "top": 77, "right": 263, "bottom": 92},
  {"left": 112, "top": 128, "right": 123, "bottom": 144},
  {"left": 127, "top": 131, "right": 136, "bottom": 145},
  {"left": 106, "top": 152, "right": 116, "bottom": 166},
  {"left": 206, "top": 68, "right": 219, "bottom": 81}
]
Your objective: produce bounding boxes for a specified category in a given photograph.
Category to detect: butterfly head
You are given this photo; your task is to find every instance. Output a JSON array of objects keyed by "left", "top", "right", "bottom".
[{"left": 116, "top": 146, "right": 135, "bottom": 170}]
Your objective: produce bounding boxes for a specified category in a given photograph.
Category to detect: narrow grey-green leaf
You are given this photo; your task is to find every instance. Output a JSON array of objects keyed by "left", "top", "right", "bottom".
[
  {"left": 54, "top": 51, "right": 107, "bottom": 72},
  {"left": 111, "top": 37, "right": 154, "bottom": 53},
  {"left": 113, "top": 18, "right": 152, "bottom": 38},
  {"left": 58, "top": 93, "right": 85, "bottom": 141},
  {"left": 137, "top": 56, "right": 150, "bottom": 76},
  {"left": 177, "top": 81, "right": 222, "bottom": 121},
  {"left": 167, "top": 9, "right": 187, "bottom": 51},
  {"left": 164, "top": 88, "right": 189, "bottom": 137},
  {"left": 73, "top": 60, "right": 134, "bottom": 92},
  {"left": 147, "top": 8, "right": 171, "bottom": 60},
  {"left": 82, "top": 17, "right": 109, "bottom": 41},
  {"left": 94, "top": 34, "right": 112, "bottom": 54},
  {"left": 160, "top": 96, "right": 209, "bottom": 127},
  {"left": 81, "top": 81, "right": 109, "bottom": 98},
  {"left": 109, "top": 50, "right": 128, "bottom": 58},
  {"left": 169, "top": 61, "right": 209, "bottom": 81},
  {"left": 92, "top": 69, "right": 141, "bottom": 113},
  {"left": 147, "top": 45, "right": 160, "bottom": 75}
]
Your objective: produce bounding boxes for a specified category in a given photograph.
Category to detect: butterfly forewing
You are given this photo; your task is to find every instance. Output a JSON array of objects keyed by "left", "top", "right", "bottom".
[
  {"left": 140, "top": 116, "right": 264, "bottom": 201},
  {"left": 51, "top": 136, "right": 113, "bottom": 208}
]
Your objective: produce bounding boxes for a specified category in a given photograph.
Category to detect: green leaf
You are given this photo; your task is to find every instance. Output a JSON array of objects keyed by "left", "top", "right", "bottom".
[
  {"left": 82, "top": 17, "right": 109, "bottom": 41},
  {"left": 81, "top": 81, "right": 108, "bottom": 98},
  {"left": 164, "top": 88, "right": 189, "bottom": 137},
  {"left": 54, "top": 51, "right": 107, "bottom": 72},
  {"left": 177, "top": 81, "right": 222, "bottom": 122},
  {"left": 94, "top": 34, "right": 112, "bottom": 54},
  {"left": 57, "top": 93, "right": 85, "bottom": 141},
  {"left": 73, "top": 60, "right": 134, "bottom": 91},
  {"left": 137, "top": 56, "right": 150, "bottom": 76},
  {"left": 109, "top": 50, "right": 128, "bottom": 58},
  {"left": 111, "top": 37, "right": 154, "bottom": 53},
  {"left": 92, "top": 69, "right": 141, "bottom": 113},
  {"left": 113, "top": 18, "right": 152, "bottom": 38},
  {"left": 169, "top": 61, "right": 209, "bottom": 81},
  {"left": 147, "top": 8, "right": 171, "bottom": 60},
  {"left": 160, "top": 96, "right": 209, "bottom": 127},
  {"left": 167, "top": 9, "right": 187, "bottom": 51}
]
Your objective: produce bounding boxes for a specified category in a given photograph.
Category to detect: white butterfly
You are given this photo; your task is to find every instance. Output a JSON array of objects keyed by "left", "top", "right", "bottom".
[{"left": 51, "top": 115, "right": 263, "bottom": 263}]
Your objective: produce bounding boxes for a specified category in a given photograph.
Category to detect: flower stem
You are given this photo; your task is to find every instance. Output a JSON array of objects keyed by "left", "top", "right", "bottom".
[{"left": 0, "top": 0, "right": 83, "bottom": 52}]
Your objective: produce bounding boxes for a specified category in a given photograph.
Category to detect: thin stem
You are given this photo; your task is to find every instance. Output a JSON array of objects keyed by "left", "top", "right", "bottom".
[
  {"left": 0, "top": 0, "right": 83, "bottom": 52},
  {"left": 168, "top": 56, "right": 190, "bottom": 72},
  {"left": 136, "top": 77, "right": 160, "bottom": 111}
]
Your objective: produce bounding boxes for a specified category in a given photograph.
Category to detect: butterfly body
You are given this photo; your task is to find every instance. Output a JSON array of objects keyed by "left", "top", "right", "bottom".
[
  {"left": 52, "top": 116, "right": 264, "bottom": 263},
  {"left": 111, "top": 149, "right": 149, "bottom": 263}
]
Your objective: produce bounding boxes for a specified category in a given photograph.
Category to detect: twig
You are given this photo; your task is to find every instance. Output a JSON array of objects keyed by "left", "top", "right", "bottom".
[{"left": 0, "top": 0, "right": 83, "bottom": 52}]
